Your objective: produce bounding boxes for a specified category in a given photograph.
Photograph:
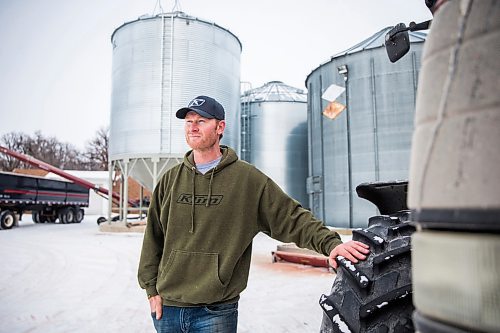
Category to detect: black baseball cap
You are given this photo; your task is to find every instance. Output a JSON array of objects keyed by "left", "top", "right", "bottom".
[{"left": 176, "top": 95, "right": 225, "bottom": 120}]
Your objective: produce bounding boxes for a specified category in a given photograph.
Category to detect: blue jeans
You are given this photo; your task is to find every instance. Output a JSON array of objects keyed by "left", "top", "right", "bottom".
[{"left": 151, "top": 302, "right": 238, "bottom": 333}]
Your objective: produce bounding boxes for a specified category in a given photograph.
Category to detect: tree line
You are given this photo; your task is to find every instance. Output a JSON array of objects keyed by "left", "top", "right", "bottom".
[{"left": 0, "top": 128, "right": 109, "bottom": 172}]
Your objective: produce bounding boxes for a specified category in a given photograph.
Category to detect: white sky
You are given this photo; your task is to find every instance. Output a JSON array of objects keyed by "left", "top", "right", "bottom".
[{"left": 0, "top": 0, "right": 431, "bottom": 150}]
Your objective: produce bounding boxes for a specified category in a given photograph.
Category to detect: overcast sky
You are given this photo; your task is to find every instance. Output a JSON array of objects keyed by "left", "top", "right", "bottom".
[{"left": 0, "top": 0, "right": 431, "bottom": 149}]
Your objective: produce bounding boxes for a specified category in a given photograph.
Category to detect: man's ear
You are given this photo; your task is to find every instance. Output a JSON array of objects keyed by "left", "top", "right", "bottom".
[{"left": 217, "top": 120, "right": 226, "bottom": 135}]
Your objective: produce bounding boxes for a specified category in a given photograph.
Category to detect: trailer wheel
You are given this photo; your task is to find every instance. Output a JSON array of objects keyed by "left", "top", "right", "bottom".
[
  {"left": 35, "top": 213, "right": 48, "bottom": 223},
  {"left": 0, "top": 210, "right": 18, "bottom": 230},
  {"left": 66, "top": 208, "right": 75, "bottom": 223},
  {"left": 58, "top": 210, "right": 66, "bottom": 223},
  {"left": 319, "top": 211, "right": 415, "bottom": 333},
  {"left": 59, "top": 208, "right": 75, "bottom": 224},
  {"left": 74, "top": 208, "right": 84, "bottom": 223},
  {"left": 58, "top": 208, "right": 74, "bottom": 224},
  {"left": 32, "top": 211, "right": 40, "bottom": 223}
]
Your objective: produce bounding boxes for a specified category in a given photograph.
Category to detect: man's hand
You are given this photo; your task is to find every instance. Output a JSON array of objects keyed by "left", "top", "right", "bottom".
[
  {"left": 329, "top": 240, "right": 370, "bottom": 270},
  {"left": 149, "top": 295, "right": 163, "bottom": 320}
]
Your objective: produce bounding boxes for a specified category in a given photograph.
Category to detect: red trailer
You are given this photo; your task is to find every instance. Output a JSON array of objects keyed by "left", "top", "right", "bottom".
[
  {"left": 0, "top": 171, "right": 89, "bottom": 229},
  {"left": 0, "top": 145, "right": 134, "bottom": 205},
  {"left": 0, "top": 145, "right": 143, "bottom": 229}
]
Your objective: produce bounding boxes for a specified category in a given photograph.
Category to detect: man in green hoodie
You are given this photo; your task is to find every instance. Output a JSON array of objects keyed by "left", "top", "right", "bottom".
[{"left": 138, "top": 95, "right": 370, "bottom": 333}]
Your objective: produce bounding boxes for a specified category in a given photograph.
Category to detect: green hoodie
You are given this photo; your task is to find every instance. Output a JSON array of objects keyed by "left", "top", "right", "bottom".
[{"left": 138, "top": 146, "right": 342, "bottom": 306}]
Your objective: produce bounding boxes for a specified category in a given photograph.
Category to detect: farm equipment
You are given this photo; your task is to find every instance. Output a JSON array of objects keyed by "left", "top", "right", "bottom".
[
  {"left": 0, "top": 145, "right": 135, "bottom": 228},
  {"left": 0, "top": 171, "right": 89, "bottom": 229},
  {"left": 320, "top": 1, "right": 499, "bottom": 332}
]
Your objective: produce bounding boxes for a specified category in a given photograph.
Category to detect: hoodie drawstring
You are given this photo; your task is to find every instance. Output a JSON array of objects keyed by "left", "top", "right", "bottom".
[
  {"left": 190, "top": 166, "right": 196, "bottom": 233},
  {"left": 189, "top": 164, "right": 218, "bottom": 234},
  {"left": 206, "top": 167, "right": 216, "bottom": 207}
]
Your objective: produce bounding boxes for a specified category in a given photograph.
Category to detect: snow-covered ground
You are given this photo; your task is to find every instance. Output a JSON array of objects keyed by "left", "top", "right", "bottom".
[{"left": 0, "top": 215, "right": 346, "bottom": 333}]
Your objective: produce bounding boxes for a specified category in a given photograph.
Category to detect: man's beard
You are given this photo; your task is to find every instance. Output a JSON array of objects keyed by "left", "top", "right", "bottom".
[{"left": 186, "top": 131, "right": 218, "bottom": 151}]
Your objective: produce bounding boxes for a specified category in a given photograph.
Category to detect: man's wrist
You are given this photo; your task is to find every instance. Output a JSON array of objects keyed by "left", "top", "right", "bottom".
[{"left": 146, "top": 287, "right": 159, "bottom": 299}]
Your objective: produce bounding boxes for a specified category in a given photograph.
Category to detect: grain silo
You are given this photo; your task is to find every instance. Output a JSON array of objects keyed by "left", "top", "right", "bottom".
[
  {"left": 109, "top": 12, "right": 241, "bottom": 220},
  {"left": 241, "top": 81, "right": 308, "bottom": 206},
  {"left": 306, "top": 27, "right": 426, "bottom": 228}
]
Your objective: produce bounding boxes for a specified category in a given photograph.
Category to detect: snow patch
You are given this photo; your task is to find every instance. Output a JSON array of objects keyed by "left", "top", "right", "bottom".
[
  {"left": 332, "top": 314, "right": 352, "bottom": 333},
  {"left": 344, "top": 260, "right": 355, "bottom": 271},
  {"left": 376, "top": 302, "right": 388, "bottom": 309},
  {"left": 373, "top": 236, "right": 384, "bottom": 244},
  {"left": 323, "top": 303, "right": 333, "bottom": 311},
  {"left": 1, "top": 218, "right": 342, "bottom": 333},
  {"left": 399, "top": 291, "right": 410, "bottom": 299}
]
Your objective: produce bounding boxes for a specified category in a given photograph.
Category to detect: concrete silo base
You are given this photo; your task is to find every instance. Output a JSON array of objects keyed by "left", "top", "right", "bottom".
[{"left": 98, "top": 220, "right": 146, "bottom": 233}]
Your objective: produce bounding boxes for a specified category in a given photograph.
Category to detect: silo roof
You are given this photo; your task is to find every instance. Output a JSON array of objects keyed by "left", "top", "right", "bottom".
[
  {"left": 111, "top": 11, "right": 242, "bottom": 51},
  {"left": 332, "top": 26, "right": 427, "bottom": 58},
  {"left": 241, "top": 81, "right": 307, "bottom": 103}
]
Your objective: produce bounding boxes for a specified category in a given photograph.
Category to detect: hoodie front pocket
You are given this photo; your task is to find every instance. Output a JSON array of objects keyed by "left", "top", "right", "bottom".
[{"left": 158, "top": 250, "right": 225, "bottom": 304}]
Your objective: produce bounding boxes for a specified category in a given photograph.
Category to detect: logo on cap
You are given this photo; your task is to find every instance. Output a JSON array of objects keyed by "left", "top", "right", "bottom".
[{"left": 188, "top": 98, "right": 206, "bottom": 107}]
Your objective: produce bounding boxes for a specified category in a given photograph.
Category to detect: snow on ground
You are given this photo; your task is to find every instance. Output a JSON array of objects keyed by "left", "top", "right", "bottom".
[{"left": 0, "top": 215, "right": 347, "bottom": 333}]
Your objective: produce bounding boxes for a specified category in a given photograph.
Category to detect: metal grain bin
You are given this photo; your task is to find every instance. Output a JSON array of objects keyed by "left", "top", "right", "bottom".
[
  {"left": 306, "top": 27, "right": 426, "bottom": 228},
  {"left": 110, "top": 12, "right": 241, "bottom": 191},
  {"left": 241, "top": 81, "right": 308, "bottom": 206}
]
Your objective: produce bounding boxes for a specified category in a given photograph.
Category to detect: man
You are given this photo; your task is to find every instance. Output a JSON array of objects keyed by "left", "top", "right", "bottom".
[{"left": 138, "top": 95, "right": 370, "bottom": 333}]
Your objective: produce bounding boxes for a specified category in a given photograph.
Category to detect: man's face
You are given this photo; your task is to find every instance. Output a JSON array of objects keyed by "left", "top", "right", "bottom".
[{"left": 184, "top": 111, "right": 225, "bottom": 150}]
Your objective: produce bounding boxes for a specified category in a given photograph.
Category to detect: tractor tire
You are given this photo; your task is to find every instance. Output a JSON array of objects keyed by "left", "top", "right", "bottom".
[{"left": 319, "top": 211, "right": 415, "bottom": 333}]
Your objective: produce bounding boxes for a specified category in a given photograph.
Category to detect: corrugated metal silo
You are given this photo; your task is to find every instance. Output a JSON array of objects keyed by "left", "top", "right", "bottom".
[
  {"left": 110, "top": 12, "right": 241, "bottom": 192},
  {"left": 306, "top": 28, "right": 426, "bottom": 228},
  {"left": 241, "top": 81, "right": 308, "bottom": 206}
]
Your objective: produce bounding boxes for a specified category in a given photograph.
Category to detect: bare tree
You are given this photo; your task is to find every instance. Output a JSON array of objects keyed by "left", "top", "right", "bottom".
[
  {"left": 0, "top": 132, "right": 30, "bottom": 171},
  {"left": 84, "top": 127, "right": 109, "bottom": 171},
  {"left": 0, "top": 131, "right": 85, "bottom": 171},
  {"left": 25, "top": 131, "right": 84, "bottom": 170}
]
